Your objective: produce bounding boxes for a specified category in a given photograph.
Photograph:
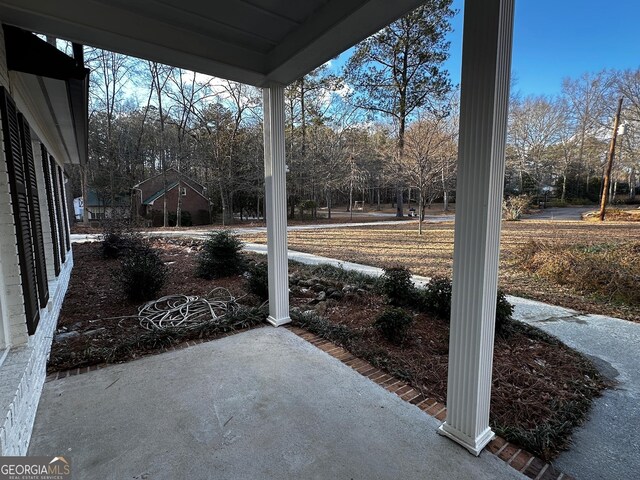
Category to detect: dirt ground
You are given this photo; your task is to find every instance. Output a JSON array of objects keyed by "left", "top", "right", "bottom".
[{"left": 239, "top": 219, "right": 640, "bottom": 322}]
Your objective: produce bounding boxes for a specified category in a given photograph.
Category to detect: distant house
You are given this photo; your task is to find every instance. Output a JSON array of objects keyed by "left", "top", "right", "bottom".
[
  {"left": 79, "top": 188, "right": 130, "bottom": 221},
  {"left": 132, "top": 168, "right": 211, "bottom": 226}
]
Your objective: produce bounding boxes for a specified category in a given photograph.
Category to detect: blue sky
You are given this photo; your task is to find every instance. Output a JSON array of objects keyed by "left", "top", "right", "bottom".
[
  {"left": 446, "top": 0, "right": 640, "bottom": 97},
  {"left": 333, "top": 1, "right": 640, "bottom": 98}
]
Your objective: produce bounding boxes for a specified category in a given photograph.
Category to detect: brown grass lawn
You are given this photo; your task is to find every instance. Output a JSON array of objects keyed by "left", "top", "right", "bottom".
[{"left": 240, "top": 219, "right": 640, "bottom": 322}]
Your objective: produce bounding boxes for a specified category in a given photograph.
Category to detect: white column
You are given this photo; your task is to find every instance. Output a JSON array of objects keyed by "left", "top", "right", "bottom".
[
  {"left": 262, "top": 84, "right": 290, "bottom": 327},
  {"left": 437, "top": 0, "right": 515, "bottom": 456}
]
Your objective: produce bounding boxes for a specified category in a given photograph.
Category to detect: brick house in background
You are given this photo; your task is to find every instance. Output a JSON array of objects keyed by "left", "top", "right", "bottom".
[{"left": 132, "top": 168, "right": 211, "bottom": 226}]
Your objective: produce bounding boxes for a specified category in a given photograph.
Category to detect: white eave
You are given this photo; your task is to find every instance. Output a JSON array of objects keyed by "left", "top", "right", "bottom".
[{"left": 11, "top": 73, "right": 80, "bottom": 164}]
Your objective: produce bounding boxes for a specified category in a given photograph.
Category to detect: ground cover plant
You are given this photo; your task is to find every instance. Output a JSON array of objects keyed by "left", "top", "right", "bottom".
[{"left": 55, "top": 238, "right": 606, "bottom": 461}]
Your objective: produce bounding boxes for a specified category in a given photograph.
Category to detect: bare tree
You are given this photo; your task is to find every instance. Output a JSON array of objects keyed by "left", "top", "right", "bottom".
[{"left": 404, "top": 110, "right": 456, "bottom": 234}]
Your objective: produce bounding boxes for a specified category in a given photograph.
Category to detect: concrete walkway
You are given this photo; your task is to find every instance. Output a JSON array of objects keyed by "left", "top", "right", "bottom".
[
  {"left": 29, "top": 328, "right": 524, "bottom": 480},
  {"left": 509, "top": 298, "right": 640, "bottom": 480}
]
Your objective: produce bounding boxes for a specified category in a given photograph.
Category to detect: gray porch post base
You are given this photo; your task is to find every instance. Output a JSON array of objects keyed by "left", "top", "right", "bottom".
[
  {"left": 438, "top": 0, "right": 515, "bottom": 455},
  {"left": 262, "top": 85, "right": 290, "bottom": 327}
]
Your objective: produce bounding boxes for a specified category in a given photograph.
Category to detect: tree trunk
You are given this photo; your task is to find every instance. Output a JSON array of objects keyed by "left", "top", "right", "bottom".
[
  {"left": 220, "top": 183, "right": 228, "bottom": 226},
  {"left": 561, "top": 173, "right": 567, "bottom": 202},
  {"left": 81, "top": 164, "right": 89, "bottom": 224},
  {"left": 396, "top": 186, "right": 403, "bottom": 217},
  {"left": 418, "top": 190, "right": 423, "bottom": 235},
  {"left": 349, "top": 179, "right": 354, "bottom": 220},
  {"left": 176, "top": 178, "right": 182, "bottom": 227},
  {"left": 327, "top": 187, "right": 332, "bottom": 219},
  {"left": 610, "top": 180, "right": 617, "bottom": 204}
]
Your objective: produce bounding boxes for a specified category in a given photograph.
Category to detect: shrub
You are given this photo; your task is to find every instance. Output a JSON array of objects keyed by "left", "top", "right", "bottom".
[
  {"left": 418, "top": 276, "right": 452, "bottom": 319},
  {"left": 379, "top": 266, "right": 414, "bottom": 305},
  {"left": 495, "top": 289, "right": 515, "bottom": 337},
  {"left": 196, "top": 231, "right": 245, "bottom": 279},
  {"left": 418, "top": 277, "right": 514, "bottom": 336},
  {"left": 502, "top": 194, "right": 531, "bottom": 221},
  {"left": 374, "top": 308, "right": 414, "bottom": 345},
  {"left": 100, "top": 221, "right": 142, "bottom": 258},
  {"left": 247, "top": 261, "right": 269, "bottom": 301},
  {"left": 307, "top": 264, "right": 377, "bottom": 290},
  {"left": 115, "top": 246, "right": 167, "bottom": 301},
  {"left": 517, "top": 240, "right": 640, "bottom": 305}
]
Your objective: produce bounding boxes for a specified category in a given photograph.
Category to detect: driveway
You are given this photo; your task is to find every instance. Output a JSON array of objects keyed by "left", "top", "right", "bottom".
[
  {"left": 29, "top": 328, "right": 524, "bottom": 480},
  {"left": 526, "top": 207, "right": 593, "bottom": 220}
]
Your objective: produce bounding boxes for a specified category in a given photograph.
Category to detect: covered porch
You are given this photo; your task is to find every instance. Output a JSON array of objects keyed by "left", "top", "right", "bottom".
[
  {"left": 1, "top": 0, "right": 515, "bottom": 459},
  {"left": 28, "top": 327, "right": 524, "bottom": 479}
]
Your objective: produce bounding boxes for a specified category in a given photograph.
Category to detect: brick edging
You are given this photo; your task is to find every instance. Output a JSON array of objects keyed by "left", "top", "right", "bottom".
[{"left": 289, "top": 326, "right": 573, "bottom": 480}]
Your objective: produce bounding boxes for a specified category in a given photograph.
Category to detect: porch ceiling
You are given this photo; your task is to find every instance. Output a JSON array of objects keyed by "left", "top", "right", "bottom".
[{"left": 0, "top": 0, "right": 424, "bottom": 86}]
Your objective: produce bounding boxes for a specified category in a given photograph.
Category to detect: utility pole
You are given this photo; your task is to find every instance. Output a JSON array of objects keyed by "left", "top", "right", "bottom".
[{"left": 599, "top": 97, "right": 623, "bottom": 221}]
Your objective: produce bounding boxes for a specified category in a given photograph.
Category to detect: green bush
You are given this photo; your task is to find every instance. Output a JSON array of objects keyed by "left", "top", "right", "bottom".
[
  {"left": 418, "top": 276, "right": 514, "bottom": 336},
  {"left": 196, "top": 231, "right": 245, "bottom": 279},
  {"left": 495, "top": 290, "right": 515, "bottom": 337},
  {"left": 379, "top": 266, "right": 414, "bottom": 305},
  {"left": 247, "top": 261, "right": 269, "bottom": 301},
  {"left": 418, "top": 276, "right": 452, "bottom": 319},
  {"left": 115, "top": 246, "right": 167, "bottom": 301},
  {"left": 374, "top": 308, "right": 414, "bottom": 345},
  {"left": 101, "top": 221, "right": 142, "bottom": 258}
]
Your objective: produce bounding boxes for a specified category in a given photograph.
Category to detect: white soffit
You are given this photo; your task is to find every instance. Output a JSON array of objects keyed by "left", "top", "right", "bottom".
[
  {"left": 0, "top": 0, "right": 424, "bottom": 86},
  {"left": 11, "top": 72, "right": 80, "bottom": 164}
]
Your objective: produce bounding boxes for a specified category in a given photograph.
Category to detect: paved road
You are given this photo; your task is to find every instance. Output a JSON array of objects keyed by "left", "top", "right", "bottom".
[
  {"left": 70, "top": 215, "right": 455, "bottom": 243},
  {"left": 526, "top": 206, "right": 594, "bottom": 220}
]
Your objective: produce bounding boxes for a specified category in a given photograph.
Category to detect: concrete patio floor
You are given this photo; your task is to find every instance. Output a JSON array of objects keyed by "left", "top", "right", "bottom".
[{"left": 29, "top": 327, "right": 524, "bottom": 479}]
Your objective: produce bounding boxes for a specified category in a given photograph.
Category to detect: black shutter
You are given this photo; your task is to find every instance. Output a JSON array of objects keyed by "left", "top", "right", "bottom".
[
  {"left": 57, "top": 165, "right": 71, "bottom": 251},
  {"left": 18, "top": 113, "right": 49, "bottom": 308},
  {"left": 0, "top": 87, "right": 40, "bottom": 334},
  {"left": 49, "top": 155, "right": 66, "bottom": 264},
  {"left": 41, "top": 144, "right": 61, "bottom": 276}
]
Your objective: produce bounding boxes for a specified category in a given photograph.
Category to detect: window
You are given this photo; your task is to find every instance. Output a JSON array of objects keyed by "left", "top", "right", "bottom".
[{"left": 180, "top": 187, "right": 187, "bottom": 196}]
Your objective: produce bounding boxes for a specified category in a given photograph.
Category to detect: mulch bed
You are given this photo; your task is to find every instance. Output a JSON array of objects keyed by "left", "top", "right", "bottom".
[
  {"left": 51, "top": 240, "right": 260, "bottom": 372},
  {"left": 53, "top": 239, "right": 607, "bottom": 461}
]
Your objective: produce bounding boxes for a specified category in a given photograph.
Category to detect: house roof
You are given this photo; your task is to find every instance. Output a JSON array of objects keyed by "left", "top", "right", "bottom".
[
  {"left": 142, "top": 179, "right": 212, "bottom": 206},
  {"left": 143, "top": 181, "right": 179, "bottom": 205},
  {"left": 134, "top": 168, "right": 206, "bottom": 193},
  {"left": 85, "top": 188, "right": 129, "bottom": 207},
  {"left": 0, "top": 0, "right": 424, "bottom": 87}
]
